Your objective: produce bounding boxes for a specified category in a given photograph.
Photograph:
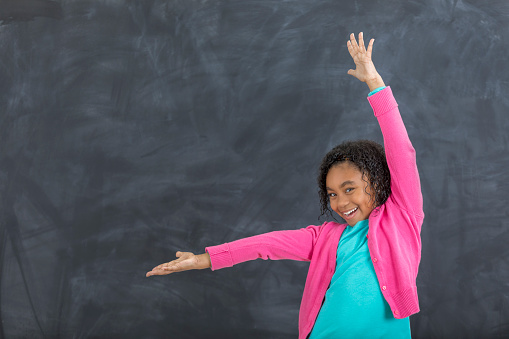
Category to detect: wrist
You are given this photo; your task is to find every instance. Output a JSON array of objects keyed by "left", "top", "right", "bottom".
[
  {"left": 199, "top": 253, "right": 211, "bottom": 269},
  {"left": 366, "top": 75, "right": 385, "bottom": 92}
]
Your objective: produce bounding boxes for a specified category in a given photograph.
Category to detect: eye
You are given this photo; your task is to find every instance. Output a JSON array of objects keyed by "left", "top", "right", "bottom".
[
  {"left": 345, "top": 188, "right": 354, "bottom": 193},
  {"left": 327, "top": 192, "right": 337, "bottom": 198}
]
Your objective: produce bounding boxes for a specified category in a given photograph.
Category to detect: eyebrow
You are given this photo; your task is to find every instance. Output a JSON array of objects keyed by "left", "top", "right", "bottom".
[{"left": 326, "top": 180, "right": 356, "bottom": 190}]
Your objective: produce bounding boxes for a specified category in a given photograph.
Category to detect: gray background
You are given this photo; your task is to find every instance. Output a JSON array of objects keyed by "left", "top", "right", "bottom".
[{"left": 1, "top": 0, "right": 508, "bottom": 338}]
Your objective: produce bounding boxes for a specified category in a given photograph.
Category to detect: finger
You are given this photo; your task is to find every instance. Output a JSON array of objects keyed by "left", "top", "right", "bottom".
[
  {"left": 350, "top": 33, "right": 359, "bottom": 50},
  {"left": 347, "top": 69, "right": 356, "bottom": 77},
  {"left": 367, "top": 39, "right": 374, "bottom": 59},
  {"left": 146, "top": 269, "right": 170, "bottom": 277},
  {"left": 347, "top": 40, "right": 354, "bottom": 54},
  {"left": 146, "top": 267, "right": 167, "bottom": 277},
  {"left": 152, "top": 264, "right": 164, "bottom": 271},
  {"left": 162, "top": 263, "right": 181, "bottom": 271},
  {"left": 152, "top": 262, "right": 171, "bottom": 270},
  {"left": 359, "top": 32, "right": 366, "bottom": 52},
  {"left": 347, "top": 40, "right": 356, "bottom": 60},
  {"left": 161, "top": 259, "right": 184, "bottom": 270},
  {"left": 347, "top": 40, "right": 361, "bottom": 62}
]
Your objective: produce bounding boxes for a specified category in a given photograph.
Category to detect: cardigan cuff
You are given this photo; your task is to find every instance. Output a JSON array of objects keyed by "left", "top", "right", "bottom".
[
  {"left": 367, "top": 86, "right": 399, "bottom": 117},
  {"left": 205, "top": 243, "right": 234, "bottom": 271},
  {"left": 390, "top": 285, "right": 420, "bottom": 319}
]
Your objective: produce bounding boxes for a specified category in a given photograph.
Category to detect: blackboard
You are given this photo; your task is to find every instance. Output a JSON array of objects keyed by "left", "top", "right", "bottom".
[{"left": 1, "top": 0, "right": 508, "bottom": 338}]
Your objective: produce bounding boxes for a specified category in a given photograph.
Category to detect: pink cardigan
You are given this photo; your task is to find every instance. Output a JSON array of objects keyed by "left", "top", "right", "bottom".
[{"left": 205, "top": 87, "right": 424, "bottom": 339}]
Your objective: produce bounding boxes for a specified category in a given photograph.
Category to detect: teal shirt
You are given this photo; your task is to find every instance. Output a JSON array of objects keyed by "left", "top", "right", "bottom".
[
  {"left": 368, "top": 86, "right": 386, "bottom": 96},
  {"left": 308, "top": 219, "right": 411, "bottom": 339}
]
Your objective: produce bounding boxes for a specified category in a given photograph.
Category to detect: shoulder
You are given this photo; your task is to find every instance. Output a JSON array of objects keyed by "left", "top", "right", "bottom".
[
  {"left": 317, "top": 220, "right": 348, "bottom": 235},
  {"left": 372, "top": 197, "right": 424, "bottom": 228}
]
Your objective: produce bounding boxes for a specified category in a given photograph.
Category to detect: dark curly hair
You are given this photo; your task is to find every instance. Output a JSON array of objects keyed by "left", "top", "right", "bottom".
[{"left": 317, "top": 140, "right": 391, "bottom": 220}]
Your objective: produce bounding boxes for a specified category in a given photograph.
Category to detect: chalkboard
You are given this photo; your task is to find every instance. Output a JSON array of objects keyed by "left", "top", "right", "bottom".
[{"left": 1, "top": 0, "right": 508, "bottom": 338}]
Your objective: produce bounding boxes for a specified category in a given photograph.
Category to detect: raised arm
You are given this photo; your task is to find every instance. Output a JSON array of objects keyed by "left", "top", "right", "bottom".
[
  {"left": 368, "top": 87, "right": 424, "bottom": 216},
  {"left": 347, "top": 32, "right": 423, "bottom": 216}
]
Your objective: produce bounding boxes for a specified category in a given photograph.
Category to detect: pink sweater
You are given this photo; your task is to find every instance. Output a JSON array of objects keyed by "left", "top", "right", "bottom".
[{"left": 205, "top": 86, "right": 424, "bottom": 339}]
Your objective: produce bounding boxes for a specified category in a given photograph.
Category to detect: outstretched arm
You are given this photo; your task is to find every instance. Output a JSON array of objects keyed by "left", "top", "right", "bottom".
[
  {"left": 204, "top": 224, "right": 323, "bottom": 271},
  {"left": 146, "top": 223, "right": 325, "bottom": 276}
]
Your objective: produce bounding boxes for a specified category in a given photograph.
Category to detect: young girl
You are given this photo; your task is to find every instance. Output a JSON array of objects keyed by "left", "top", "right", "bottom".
[{"left": 147, "top": 32, "right": 424, "bottom": 339}]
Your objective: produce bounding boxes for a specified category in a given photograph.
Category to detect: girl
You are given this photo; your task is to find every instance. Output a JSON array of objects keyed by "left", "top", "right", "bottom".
[{"left": 147, "top": 32, "right": 424, "bottom": 339}]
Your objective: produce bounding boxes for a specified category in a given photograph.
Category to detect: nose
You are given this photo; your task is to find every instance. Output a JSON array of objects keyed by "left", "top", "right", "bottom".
[{"left": 332, "top": 194, "right": 349, "bottom": 212}]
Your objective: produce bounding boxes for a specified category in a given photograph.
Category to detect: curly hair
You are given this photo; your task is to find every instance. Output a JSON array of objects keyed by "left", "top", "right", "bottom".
[{"left": 317, "top": 140, "right": 391, "bottom": 219}]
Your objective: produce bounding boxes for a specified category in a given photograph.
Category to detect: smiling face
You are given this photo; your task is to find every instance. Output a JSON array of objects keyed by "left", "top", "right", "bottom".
[{"left": 326, "top": 161, "right": 375, "bottom": 226}]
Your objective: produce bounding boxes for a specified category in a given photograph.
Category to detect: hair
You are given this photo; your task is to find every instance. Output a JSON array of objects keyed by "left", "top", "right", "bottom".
[{"left": 317, "top": 139, "right": 391, "bottom": 219}]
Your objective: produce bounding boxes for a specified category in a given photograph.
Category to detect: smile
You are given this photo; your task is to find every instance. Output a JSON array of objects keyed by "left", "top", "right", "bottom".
[{"left": 343, "top": 207, "right": 358, "bottom": 217}]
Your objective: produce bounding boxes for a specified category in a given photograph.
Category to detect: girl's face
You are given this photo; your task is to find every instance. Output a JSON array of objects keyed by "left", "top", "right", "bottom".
[{"left": 326, "top": 162, "right": 375, "bottom": 226}]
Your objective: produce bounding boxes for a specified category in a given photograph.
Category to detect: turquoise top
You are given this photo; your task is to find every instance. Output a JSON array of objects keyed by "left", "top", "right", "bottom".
[
  {"left": 369, "top": 86, "right": 386, "bottom": 96},
  {"left": 308, "top": 219, "right": 411, "bottom": 339}
]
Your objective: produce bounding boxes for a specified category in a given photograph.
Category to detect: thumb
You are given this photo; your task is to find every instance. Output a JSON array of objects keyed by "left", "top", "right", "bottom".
[
  {"left": 347, "top": 69, "right": 356, "bottom": 76},
  {"left": 176, "top": 251, "right": 182, "bottom": 257}
]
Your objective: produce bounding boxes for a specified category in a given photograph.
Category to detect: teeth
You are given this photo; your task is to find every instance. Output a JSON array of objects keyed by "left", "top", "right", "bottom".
[
  {"left": 344, "top": 207, "right": 357, "bottom": 216},
  {"left": 344, "top": 207, "right": 358, "bottom": 216}
]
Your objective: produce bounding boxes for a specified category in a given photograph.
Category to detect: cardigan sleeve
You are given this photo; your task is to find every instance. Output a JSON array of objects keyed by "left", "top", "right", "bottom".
[
  {"left": 205, "top": 223, "right": 325, "bottom": 271},
  {"left": 367, "top": 86, "right": 424, "bottom": 218}
]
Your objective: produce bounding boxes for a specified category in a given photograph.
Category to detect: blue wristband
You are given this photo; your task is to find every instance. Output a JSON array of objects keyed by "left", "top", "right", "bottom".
[{"left": 368, "top": 86, "right": 386, "bottom": 97}]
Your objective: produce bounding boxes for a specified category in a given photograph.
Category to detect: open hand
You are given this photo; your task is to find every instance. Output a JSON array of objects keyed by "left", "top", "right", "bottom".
[
  {"left": 347, "top": 32, "right": 384, "bottom": 88},
  {"left": 146, "top": 251, "right": 211, "bottom": 277}
]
